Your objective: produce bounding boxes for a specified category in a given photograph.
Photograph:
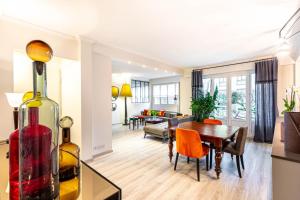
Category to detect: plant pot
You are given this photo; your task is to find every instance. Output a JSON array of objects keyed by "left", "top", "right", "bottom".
[
  {"left": 281, "top": 121, "right": 284, "bottom": 142},
  {"left": 284, "top": 112, "right": 300, "bottom": 154}
]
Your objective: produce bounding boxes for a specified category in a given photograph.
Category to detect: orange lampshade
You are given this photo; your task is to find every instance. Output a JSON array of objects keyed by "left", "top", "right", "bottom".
[
  {"left": 120, "top": 83, "right": 132, "bottom": 97},
  {"left": 112, "top": 86, "right": 119, "bottom": 98}
]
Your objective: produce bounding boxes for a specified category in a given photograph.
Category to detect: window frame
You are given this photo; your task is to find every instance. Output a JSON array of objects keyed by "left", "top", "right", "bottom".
[
  {"left": 131, "top": 80, "right": 150, "bottom": 103},
  {"left": 152, "top": 82, "right": 180, "bottom": 105}
]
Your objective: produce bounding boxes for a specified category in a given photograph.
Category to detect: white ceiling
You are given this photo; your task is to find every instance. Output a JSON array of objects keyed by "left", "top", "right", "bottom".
[
  {"left": 112, "top": 59, "right": 177, "bottom": 80},
  {"left": 1, "top": 0, "right": 299, "bottom": 67}
]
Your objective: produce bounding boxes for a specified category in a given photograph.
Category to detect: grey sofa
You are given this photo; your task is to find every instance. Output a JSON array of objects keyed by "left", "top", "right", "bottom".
[{"left": 143, "top": 116, "right": 193, "bottom": 142}]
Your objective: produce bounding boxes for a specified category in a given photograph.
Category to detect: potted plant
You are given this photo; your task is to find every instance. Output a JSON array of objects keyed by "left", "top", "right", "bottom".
[
  {"left": 281, "top": 86, "right": 297, "bottom": 141},
  {"left": 190, "top": 88, "right": 219, "bottom": 122}
]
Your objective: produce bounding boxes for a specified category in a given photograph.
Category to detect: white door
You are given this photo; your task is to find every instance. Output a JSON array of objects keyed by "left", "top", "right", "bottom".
[{"left": 204, "top": 71, "right": 255, "bottom": 135}]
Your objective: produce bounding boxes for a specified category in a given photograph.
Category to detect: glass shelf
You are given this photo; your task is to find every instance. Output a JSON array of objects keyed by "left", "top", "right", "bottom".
[{"left": 0, "top": 142, "right": 121, "bottom": 200}]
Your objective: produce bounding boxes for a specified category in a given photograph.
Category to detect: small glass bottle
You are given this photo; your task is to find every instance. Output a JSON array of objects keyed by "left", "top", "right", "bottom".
[
  {"left": 59, "top": 116, "right": 80, "bottom": 200},
  {"left": 19, "top": 40, "right": 59, "bottom": 199}
]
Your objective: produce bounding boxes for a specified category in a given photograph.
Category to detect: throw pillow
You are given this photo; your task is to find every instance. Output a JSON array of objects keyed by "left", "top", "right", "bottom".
[{"left": 143, "top": 109, "right": 148, "bottom": 115}]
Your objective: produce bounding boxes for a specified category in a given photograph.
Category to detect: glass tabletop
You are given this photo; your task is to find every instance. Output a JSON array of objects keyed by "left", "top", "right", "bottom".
[{"left": 0, "top": 142, "right": 121, "bottom": 200}]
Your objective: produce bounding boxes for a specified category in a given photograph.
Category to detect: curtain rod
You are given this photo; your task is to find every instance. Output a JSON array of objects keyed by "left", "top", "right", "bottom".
[{"left": 194, "top": 57, "right": 276, "bottom": 71}]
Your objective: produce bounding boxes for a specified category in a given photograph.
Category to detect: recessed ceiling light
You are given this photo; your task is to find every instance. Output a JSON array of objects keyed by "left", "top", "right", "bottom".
[
  {"left": 142, "top": 64, "right": 146, "bottom": 68},
  {"left": 154, "top": 67, "right": 158, "bottom": 71},
  {"left": 164, "top": 70, "right": 168, "bottom": 73},
  {"left": 127, "top": 61, "right": 132, "bottom": 64}
]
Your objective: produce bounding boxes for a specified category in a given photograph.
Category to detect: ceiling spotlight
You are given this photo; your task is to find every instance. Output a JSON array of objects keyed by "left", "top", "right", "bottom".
[
  {"left": 127, "top": 61, "right": 132, "bottom": 64},
  {"left": 154, "top": 68, "right": 158, "bottom": 71},
  {"left": 142, "top": 64, "right": 146, "bottom": 68},
  {"left": 164, "top": 70, "right": 168, "bottom": 73}
]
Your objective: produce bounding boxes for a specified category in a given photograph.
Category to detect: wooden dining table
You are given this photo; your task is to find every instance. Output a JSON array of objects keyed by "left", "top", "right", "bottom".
[{"left": 169, "top": 121, "right": 240, "bottom": 179}]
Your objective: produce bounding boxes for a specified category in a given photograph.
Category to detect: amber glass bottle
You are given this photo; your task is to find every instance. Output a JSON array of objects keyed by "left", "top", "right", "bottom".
[{"left": 59, "top": 116, "right": 80, "bottom": 200}]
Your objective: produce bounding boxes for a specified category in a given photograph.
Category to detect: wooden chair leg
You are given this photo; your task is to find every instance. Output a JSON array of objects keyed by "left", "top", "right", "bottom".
[
  {"left": 240, "top": 154, "right": 245, "bottom": 170},
  {"left": 196, "top": 158, "right": 200, "bottom": 181},
  {"left": 144, "top": 133, "right": 147, "bottom": 138},
  {"left": 236, "top": 155, "right": 242, "bottom": 178},
  {"left": 210, "top": 148, "right": 213, "bottom": 169},
  {"left": 187, "top": 157, "right": 190, "bottom": 164},
  {"left": 174, "top": 153, "right": 179, "bottom": 171},
  {"left": 206, "top": 155, "right": 209, "bottom": 171},
  {"left": 231, "top": 154, "right": 233, "bottom": 160}
]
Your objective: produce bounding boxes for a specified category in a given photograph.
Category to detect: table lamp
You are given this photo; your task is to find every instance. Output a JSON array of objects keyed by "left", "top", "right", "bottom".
[
  {"left": 5, "top": 93, "right": 23, "bottom": 129},
  {"left": 112, "top": 86, "right": 119, "bottom": 111},
  {"left": 120, "top": 83, "right": 132, "bottom": 125}
]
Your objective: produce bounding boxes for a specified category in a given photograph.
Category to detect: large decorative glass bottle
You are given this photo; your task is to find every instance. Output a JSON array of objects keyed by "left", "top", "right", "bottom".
[
  {"left": 19, "top": 40, "right": 59, "bottom": 199},
  {"left": 59, "top": 116, "right": 80, "bottom": 200}
]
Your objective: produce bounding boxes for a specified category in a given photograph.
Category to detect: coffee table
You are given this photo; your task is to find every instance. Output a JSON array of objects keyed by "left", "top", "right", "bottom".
[{"left": 145, "top": 117, "right": 164, "bottom": 126}]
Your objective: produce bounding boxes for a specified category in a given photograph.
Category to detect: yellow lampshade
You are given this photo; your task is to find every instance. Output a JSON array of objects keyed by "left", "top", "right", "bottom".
[
  {"left": 112, "top": 86, "right": 119, "bottom": 98},
  {"left": 120, "top": 83, "right": 132, "bottom": 97}
]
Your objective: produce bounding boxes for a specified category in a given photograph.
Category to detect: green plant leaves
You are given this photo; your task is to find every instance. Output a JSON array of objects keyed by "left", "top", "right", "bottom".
[{"left": 190, "top": 87, "right": 219, "bottom": 122}]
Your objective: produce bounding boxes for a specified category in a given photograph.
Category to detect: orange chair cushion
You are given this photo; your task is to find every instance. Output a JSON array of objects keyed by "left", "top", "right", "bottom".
[
  {"left": 203, "top": 118, "right": 222, "bottom": 125},
  {"left": 176, "top": 128, "right": 209, "bottom": 158}
]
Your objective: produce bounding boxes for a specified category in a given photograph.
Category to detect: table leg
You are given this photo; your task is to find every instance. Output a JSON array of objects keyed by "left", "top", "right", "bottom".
[
  {"left": 214, "top": 140, "right": 223, "bottom": 179},
  {"left": 168, "top": 130, "right": 174, "bottom": 162}
]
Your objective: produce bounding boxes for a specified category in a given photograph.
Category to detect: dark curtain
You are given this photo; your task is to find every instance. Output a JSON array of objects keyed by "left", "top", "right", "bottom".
[
  {"left": 192, "top": 70, "right": 203, "bottom": 100},
  {"left": 254, "top": 58, "right": 278, "bottom": 143}
]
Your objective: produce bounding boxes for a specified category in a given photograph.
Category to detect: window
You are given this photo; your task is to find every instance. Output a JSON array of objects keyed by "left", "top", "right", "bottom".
[
  {"left": 153, "top": 83, "right": 179, "bottom": 105},
  {"left": 131, "top": 80, "right": 149, "bottom": 103},
  {"left": 202, "top": 78, "right": 211, "bottom": 94}
]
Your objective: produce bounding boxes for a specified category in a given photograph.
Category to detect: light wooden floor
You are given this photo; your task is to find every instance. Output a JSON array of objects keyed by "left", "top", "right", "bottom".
[{"left": 89, "top": 125, "right": 272, "bottom": 200}]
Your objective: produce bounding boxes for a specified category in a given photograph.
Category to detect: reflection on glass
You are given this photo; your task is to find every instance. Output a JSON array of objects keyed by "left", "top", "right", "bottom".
[
  {"left": 214, "top": 78, "right": 227, "bottom": 119},
  {"left": 153, "top": 85, "right": 160, "bottom": 104},
  {"left": 231, "top": 76, "right": 247, "bottom": 120},
  {"left": 202, "top": 78, "right": 211, "bottom": 94}
]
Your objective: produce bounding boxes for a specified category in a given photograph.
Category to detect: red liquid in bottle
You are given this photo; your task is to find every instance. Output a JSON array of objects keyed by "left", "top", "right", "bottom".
[
  {"left": 20, "top": 107, "right": 53, "bottom": 199},
  {"left": 9, "top": 129, "right": 19, "bottom": 200}
]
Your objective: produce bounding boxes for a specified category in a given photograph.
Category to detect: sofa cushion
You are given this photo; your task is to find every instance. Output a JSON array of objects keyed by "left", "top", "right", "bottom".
[
  {"left": 143, "top": 109, "right": 148, "bottom": 115},
  {"left": 143, "top": 122, "right": 168, "bottom": 136}
]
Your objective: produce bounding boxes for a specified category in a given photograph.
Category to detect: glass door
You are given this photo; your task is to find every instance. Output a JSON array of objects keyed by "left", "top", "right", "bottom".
[
  {"left": 204, "top": 71, "right": 255, "bottom": 134},
  {"left": 229, "top": 75, "right": 248, "bottom": 128},
  {"left": 213, "top": 78, "right": 228, "bottom": 123}
]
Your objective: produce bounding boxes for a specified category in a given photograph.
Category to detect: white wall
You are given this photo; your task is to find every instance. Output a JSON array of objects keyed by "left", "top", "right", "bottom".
[
  {"left": 0, "top": 60, "right": 13, "bottom": 140},
  {"left": 80, "top": 38, "right": 113, "bottom": 160},
  {"left": 60, "top": 59, "right": 81, "bottom": 148},
  {"left": 92, "top": 53, "right": 112, "bottom": 156}
]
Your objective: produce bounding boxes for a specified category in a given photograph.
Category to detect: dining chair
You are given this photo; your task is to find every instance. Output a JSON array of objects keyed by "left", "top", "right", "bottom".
[
  {"left": 223, "top": 127, "right": 248, "bottom": 178},
  {"left": 168, "top": 118, "right": 179, "bottom": 128},
  {"left": 174, "top": 128, "right": 209, "bottom": 181},
  {"left": 203, "top": 118, "right": 223, "bottom": 169}
]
